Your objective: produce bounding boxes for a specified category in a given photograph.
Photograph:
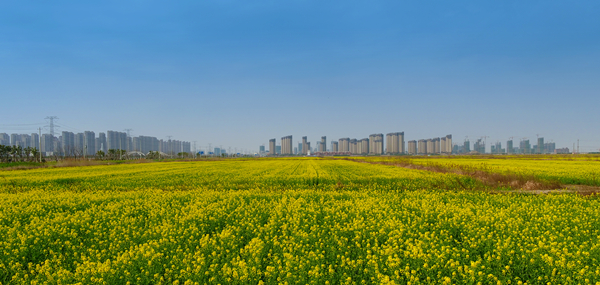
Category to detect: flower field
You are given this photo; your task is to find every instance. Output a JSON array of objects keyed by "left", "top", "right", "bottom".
[
  {"left": 1, "top": 158, "right": 599, "bottom": 284},
  {"left": 0, "top": 158, "right": 484, "bottom": 193},
  {"left": 409, "top": 157, "right": 600, "bottom": 187}
]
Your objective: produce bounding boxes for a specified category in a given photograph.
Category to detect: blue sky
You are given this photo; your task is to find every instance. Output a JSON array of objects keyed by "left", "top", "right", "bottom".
[{"left": 1, "top": 1, "right": 599, "bottom": 152}]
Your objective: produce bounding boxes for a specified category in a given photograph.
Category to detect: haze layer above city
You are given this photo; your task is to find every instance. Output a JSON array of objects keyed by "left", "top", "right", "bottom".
[{"left": 1, "top": 1, "right": 599, "bottom": 153}]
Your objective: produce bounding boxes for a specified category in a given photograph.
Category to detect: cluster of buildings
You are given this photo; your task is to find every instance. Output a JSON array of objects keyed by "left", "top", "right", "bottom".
[
  {"left": 0, "top": 131, "right": 191, "bottom": 156},
  {"left": 407, "top": 135, "right": 453, "bottom": 155},
  {"left": 263, "top": 134, "right": 573, "bottom": 156},
  {"left": 455, "top": 137, "right": 569, "bottom": 154},
  {"left": 263, "top": 132, "right": 453, "bottom": 156}
]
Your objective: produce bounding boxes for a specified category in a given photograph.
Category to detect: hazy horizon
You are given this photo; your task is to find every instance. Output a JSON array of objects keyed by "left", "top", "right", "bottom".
[{"left": 2, "top": 1, "right": 599, "bottom": 152}]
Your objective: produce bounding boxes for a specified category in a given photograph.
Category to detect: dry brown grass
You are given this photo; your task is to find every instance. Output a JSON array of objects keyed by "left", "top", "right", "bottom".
[{"left": 343, "top": 157, "right": 562, "bottom": 191}]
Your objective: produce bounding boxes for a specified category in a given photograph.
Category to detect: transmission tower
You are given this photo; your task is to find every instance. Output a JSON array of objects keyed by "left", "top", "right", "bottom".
[{"left": 45, "top": 116, "right": 59, "bottom": 136}]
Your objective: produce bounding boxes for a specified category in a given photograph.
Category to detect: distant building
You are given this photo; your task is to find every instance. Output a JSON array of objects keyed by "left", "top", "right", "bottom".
[
  {"left": 386, "top": 132, "right": 405, "bottom": 154},
  {"left": 426, "top": 139, "right": 434, "bottom": 154},
  {"left": 544, "top": 142, "right": 556, "bottom": 154},
  {"left": 433, "top": 137, "right": 440, "bottom": 154},
  {"left": 302, "top": 136, "right": 308, "bottom": 155},
  {"left": 0, "top": 133, "right": 9, "bottom": 146},
  {"left": 269, "top": 139, "right": 276, "bottom": 155},
  {"left": 369, "top": 134, "right": 383, "bottom": 155},
  {"left": 97, "top": 132, "right": 107, "bottom": 152},
  {"left": 474, "top": 139, "right": 485, "bottom": 154},
  {"left": 331, "top": 141, "right": 338, "bottom": 152},
  {"left": 408, "top": 140, "right": 417, "bottom": 155},
  {"left": 360, "top": 138, "right": 369, "bottom": 154},
  {"left": 555, "top": 147, "right": 569, "bottom": 154},
  {"left": 418, "top": 139, "right": 427, "bottom": 155},
  {"left": 349, "top": 139, "right": 358, "bottom": 154},
  {"left": 319, "top": 136, "right": 327, "bottom": 152},
  {"left": 281, "top": 135, "right": 293, "bottom": 154},
  {"left": 41, "top": 134, "right": 54, "bottom": 154},
  {"left": 339, "top": 138, "right": 350, "bottom": 152},
  {"left": 463, "top": 140, "right": 471, "bottom": 153},
  {"left": 31, "top": 133, "right": 40, "bottom": 150},
  {"left": 107, "top": 131, "right": 127, "bottom": 151},
  {"left": 520, "top": 140, "right": 531, "bottom": 154},
  {"left": 440, "top": 135, "right": 452, "bottom": 154},
  {"left": 84, "top": 131, "right": 95, "bottom": 156},
  {"left": 61, "top": 131, "right": 75, "bottom": 156}
]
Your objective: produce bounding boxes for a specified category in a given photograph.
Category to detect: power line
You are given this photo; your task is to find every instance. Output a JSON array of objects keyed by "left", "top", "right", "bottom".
[{"left": 45, "top": 116, "right": 59, "bottom": 136}]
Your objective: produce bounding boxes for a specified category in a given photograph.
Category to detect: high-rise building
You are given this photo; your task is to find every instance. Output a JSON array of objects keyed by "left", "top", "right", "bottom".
[
  {"left": 132, "top": 137, "right": 141, "bottom": 152},
  {"left": 302, "top": 136, "right": 308, "bottom": 155},
  {"left": 31, "top": 133, "right": 40, "bottom": 150},
  {"left": 463, "top": 140, "right": 471, "bottom": 153},
  {"left": 544, "top": 142, "right": 556, "bottom": 154},
  {"left": 440, "top": 135, "right": 452, "bottom": 154},
  {"left": 10, "top": 134, "right": 18, "bottom": 147},
  {"left": 426, "top": 139, "right": 434, "bottom": 154},
  {"left": 444, "top": 135, "right": 452, "bottom": 154},
  {"left": 339, "top": 138, "right": 350, "bottom": 152},
  {"left": 269, "top": 139, "right": 276, "bottom": 155},
  {"left": 418, "top": 139, "right": 427, "bottom": 155},
  {"left": 359, "top": 138, "right": 369, "bottom": 154},
  {"left": 369, "top": 134, "right": 383, "bottom": 155},
  {"left": 259, "top": 145, "right": 265, "bottom": 154},
  {"left": 138, "top": 136, "right": 159, "bottom": 153},
  {"left": 386, "top": 132, "right": 405, "bottom": 154},
  {"left": 441, "top": 137, "right": 446, "bottom": 154},
  {"left": 281, "top": 135, "right": 293, "bottom": 154},
  {"left": 520, "top": 139, "right": 531, "bottom": 154},
  {"left": 433, "top": 137, "right": 441, "bottom": 154},
  {"left": 41, "top": 134, "right": 54, "bottom": 154},
  {"left": 61, "top": 131, "right": 75, "bottom": 156},
  {"left": 507, "top": 140, "right": 514, "bottom": 154},
  {"left": 331, "top": 141, "right": 338, "bottom": 152},
  {"left": 474, "top": 139, "right": 485, "bottom": 153},
  {"left": 349, "top": 139, "right": 358, "bottom": 154},
  {"left": 492, "top": 142, "right": 502, "bottom": 154},
  {"left": 0, "top": 133, "right": 9, "bottom": 146},
  {"left": 319, "top": 136, "right": 327, "bottom": 152},
  {"left": 18, "top": 134, "right": 32, "bottom": 148},
  {"left": 408, "top": 140, "right": 417, "bottom": 155},
  {"left": 97, "top": 132, "right": 107, "bottom": 152},
  {"left": 537, "top": 137, "right": 544, "bottom": 154},
  {"left": 84, "top": 131, "right": 95, "bottom": 156},
  {"left": 107, "top": 131, "right": 127, "bottom": 151},
  {"left": 74, "top": 133, "right": 85, "bottom": 154}
]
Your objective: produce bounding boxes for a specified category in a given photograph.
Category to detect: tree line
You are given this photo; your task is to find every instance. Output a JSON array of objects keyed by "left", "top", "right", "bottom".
[
  {"left": 0, "top": 145, "right": 41, "bottom": 163},
  {"left": 0, "top": 144, "right": 194, "bottom": 163}
]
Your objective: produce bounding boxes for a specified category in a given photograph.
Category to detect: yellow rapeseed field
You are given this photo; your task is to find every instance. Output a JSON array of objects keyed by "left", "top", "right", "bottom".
[
  {"left": 409, "top": 157, "right": 600, "bottom": 186},
  {"left": 1, "top": 158, "right": 599, "bottom": 284}
]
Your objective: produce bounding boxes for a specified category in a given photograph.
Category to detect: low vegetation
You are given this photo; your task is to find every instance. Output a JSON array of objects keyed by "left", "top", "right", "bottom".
[{"left": 1, "top": 158, "right": 599, "bottom": 284}]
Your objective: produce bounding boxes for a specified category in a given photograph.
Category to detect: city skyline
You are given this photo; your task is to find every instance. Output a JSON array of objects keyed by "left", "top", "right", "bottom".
[
  {"left": 1, "top": 2, "right": 599, "bottom": 152},
  {"left": 0, "top": 117, "right": 591, "bottom": 154}
]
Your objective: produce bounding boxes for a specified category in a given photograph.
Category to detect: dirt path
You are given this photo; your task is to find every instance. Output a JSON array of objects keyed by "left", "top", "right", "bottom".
[{"left": 337, "top": 157, "right": 599, "bottom": 195}]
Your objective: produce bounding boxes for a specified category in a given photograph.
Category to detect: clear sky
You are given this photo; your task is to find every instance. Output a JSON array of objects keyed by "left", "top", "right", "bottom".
[{"left": 1, "top": 1, "right": 599, "bottom": 152}]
